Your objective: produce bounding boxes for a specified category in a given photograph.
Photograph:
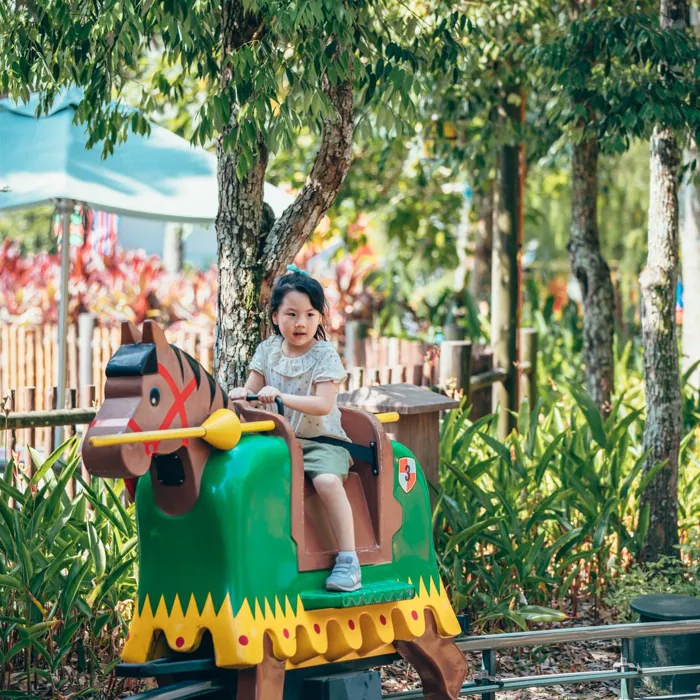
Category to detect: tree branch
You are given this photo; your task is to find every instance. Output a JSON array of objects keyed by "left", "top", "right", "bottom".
[{"left": 262, "top": 74, "right": 354, "bottom": 280}]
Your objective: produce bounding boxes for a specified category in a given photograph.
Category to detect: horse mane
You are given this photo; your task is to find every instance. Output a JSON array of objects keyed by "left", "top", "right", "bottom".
[
  {"left": 104, "top": 339, "right": 228, "bottom": 412},
  {"left": 170, "top": 344, "right": 228, "bottom": 411}
]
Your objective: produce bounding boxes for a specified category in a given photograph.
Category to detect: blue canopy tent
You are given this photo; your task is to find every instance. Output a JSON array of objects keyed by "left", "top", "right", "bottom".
[{"left": 0, "top": 88, "right": 292, "bottom": 412}]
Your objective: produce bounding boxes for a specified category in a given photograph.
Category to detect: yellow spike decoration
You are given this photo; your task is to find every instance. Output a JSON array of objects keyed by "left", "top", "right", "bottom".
[{"left": 122, "top": 577, "right": 460, "bottom": 670}]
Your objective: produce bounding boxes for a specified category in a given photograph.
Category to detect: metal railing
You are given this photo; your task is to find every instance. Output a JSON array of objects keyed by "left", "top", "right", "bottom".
[{"left": 387, "top": 620, "right": 700, "bottom": 699}]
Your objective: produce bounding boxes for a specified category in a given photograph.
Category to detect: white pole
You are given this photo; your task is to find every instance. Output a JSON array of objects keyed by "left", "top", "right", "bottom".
[{"left": 56, "top": 199, "right": 73, "bottom": 412}]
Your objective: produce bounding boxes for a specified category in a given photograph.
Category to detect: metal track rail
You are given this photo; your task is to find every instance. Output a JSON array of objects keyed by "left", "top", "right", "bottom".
[
  {"left": 384, "top": 663, "right": 700, "bottom": 698},
  {"left": 127, "top": 680, "right": 225, "bottom": 700},
  {"left": 455, "top": 618, "right": 700, "bottom": 651}
]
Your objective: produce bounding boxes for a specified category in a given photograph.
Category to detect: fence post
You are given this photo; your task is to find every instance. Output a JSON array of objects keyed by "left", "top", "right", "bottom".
[
  {"left": 22, "top": 387, "right": 36, "bottom": 476},
  {"left": 344, "top": 320, "right": 368, "bottom": 369},
  {"left": 78, "top": 313, "right": 95, "bottom": 394},
  {"left": 8, "top": 389, "right": 16, "bottom": 456},
  {"left": 80, "top": 384, "right": 96, "bottom": 410},
  {"left": 520, "top": 328, "right": 538, "bottom": 414},
  {"left": 620, "top": 638, "right": 635, "bottom": 699},
  {"left": 439, "top": 341, "right": 473, "bottom": 402},
  {"left": 45, "top": 387, "right": 57, "bottom": 455},
  {"left": 66, "top": 389, "right": 77, "bottom": 499},
  {"left": 80, "top": 385, "right": 96, "bottom": 485},
  {"left": 481, "top": 648, "right": 498, "bottom": 700},
  {"left": 443, "top": 323, "right": 464, "bottom": 341}
]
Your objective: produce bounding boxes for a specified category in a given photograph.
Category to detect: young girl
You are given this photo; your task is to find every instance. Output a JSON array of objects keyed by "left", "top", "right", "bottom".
[{"left": 228, "top": 265, "right": 361, "bottom": 592}]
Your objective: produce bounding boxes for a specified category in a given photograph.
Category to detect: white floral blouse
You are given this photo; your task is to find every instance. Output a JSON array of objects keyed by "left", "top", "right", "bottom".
[{"left": 249, "top": 335, "right": 350, "bottom": 440}]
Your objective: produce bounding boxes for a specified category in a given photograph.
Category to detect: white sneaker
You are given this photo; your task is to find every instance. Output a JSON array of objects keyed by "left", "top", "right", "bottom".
[{"left": 325, "top": 554, "right": 362, "bottom": 592}]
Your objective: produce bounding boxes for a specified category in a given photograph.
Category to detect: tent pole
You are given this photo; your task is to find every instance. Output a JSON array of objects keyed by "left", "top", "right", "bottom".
[{"left": 56, "top": 199, "right": 72, "bottom": 415}]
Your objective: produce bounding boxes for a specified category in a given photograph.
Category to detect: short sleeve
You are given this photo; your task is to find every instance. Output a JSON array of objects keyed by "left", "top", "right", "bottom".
[
  {"left": 249, "top": 341, "right": 267, "bottom": 377},
  {"left": 313, "top": 344, "right": 347, "bottom": 384}
]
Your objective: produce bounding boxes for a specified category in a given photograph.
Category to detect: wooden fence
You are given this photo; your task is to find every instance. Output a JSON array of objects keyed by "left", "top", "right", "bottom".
[
  {"left": 0, "top": 320, "right": 539, "bottom": 470},
  {"left": 341, "top": 327, "right": 539, "bottom": 421},
  {"left": 0, "top": 319, "right": 215, "bottom": 409}
]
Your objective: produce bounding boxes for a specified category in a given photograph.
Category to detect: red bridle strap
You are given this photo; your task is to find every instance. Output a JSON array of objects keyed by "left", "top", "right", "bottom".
[{"left": 122, "top": 364, "right": 198, "bottom": 456}]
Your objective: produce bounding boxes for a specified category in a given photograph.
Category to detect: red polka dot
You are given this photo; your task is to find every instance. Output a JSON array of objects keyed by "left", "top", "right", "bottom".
[
  {"left": 348, "top": 620, "right": 355, "bottom": 630},
  {"left": 379, "top": 615, "right": 387, "bottom": 625},
  {"left": 283, "top": 628, "right": 289, "bottom": 639},
  {"left": 239, "top": 635, "right": 249, "bottom": 646},
  {"left": 126, "top": 633, "right": 130, "bottom": 641},
  {"left": 411, "top": 611, "right": 419, "bottom": 621},
  {"left": 175, "top": 637, "right": 184, "bottom": 648},
  {"left": 314, "top": 624, "right": 321, "bottom": 634}
]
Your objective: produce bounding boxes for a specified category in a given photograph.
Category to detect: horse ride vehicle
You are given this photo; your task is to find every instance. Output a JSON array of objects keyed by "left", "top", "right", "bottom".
[{"left": 82, "top": 320, "right": 467, "bottom": 699}]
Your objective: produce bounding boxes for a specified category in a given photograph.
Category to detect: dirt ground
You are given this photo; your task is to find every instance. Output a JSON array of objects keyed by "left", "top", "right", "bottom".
[{"left": 381, "top": 639, "right": 651, "bottom": 699}]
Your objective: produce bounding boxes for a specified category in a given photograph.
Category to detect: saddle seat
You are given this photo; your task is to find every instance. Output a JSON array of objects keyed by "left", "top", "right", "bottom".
[{"left": 234, "top": 403, "right": 402, "bottom": 572}]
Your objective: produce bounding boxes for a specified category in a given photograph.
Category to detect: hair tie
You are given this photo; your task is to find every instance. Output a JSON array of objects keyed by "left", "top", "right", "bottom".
[{"left": 286, "top": 264, "right": 310, "bottom": 277}]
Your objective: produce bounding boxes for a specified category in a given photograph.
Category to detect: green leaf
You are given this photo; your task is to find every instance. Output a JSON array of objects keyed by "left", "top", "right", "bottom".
[
  {"left": 479, "top": 433, "right": 512, "bottom": 464},
  {"left": 91, "top": 556, "right": 136, "bottom": 609},
  {"left": 518, "top": 605, "right": 568, "bottom": 623},
  {"left": 87, "top": 522, "right": 106, "bottom": 578},
  {"left": 446, "top": 517, "right": 500, "bottom": 552},
  {"left": 30, "top": 436, "right": 77, "bottom": 484},
  {"left": 568, "top": 384, "right": 606, "bottom": 449},
  {"left": 0, "top": 573, "right": 25, "bottom": 592},
  {"left": 61, "top": 559, "right": 92, "bottom": 615}
]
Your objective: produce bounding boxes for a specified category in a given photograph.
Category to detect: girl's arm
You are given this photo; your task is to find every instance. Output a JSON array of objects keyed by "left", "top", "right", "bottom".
[
  {"left": 284, "top": 381, "right": 337, "bottom": 415},
  {"left": 228, "top": 371, "right": 265, "bottom": 399}
]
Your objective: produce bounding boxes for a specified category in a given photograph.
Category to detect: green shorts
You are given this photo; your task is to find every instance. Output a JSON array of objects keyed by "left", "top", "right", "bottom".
[{"left": 299, "top": 439, "right": 352, "bottom": 481}]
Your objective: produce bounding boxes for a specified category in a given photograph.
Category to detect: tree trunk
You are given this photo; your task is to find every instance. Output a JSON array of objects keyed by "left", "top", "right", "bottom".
[
  {"left": 680, "top": 9, "right": 700, "bottom": 387},
  {"left": 468, "top": 182, "right": 494, "bottom": 302},
  {"left": 639, "top": 0, "right": 688, "bottom": 563},
  {"left": 637, "top": 0, "right": 688, "bottom": 565},
  {"left": 213, "top": 2, "right": 354, "bottom": 392},
  {"left": 215, "top": 134, "right": 270, "bottom": 390},
  {"left": 568, "top": 138, "right": 615, "bottom": 413},
  {"left": 639, "top": 124, "right": 683, "bottom": 562},
  {"left": 681, "top": 140, "right": 700, "bottom": 387},
  {"left": 453, "top": 191, "right": 472, "bottom": 294},
  {"left": 491, "top": 125, "right": 521, "bottom": 439}
]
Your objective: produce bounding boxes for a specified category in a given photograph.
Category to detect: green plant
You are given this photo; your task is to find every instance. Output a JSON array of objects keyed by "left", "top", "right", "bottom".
[
  {"left": 0, "top": 436, "right": 137, "bottom": 698},
  {"left": 605, "top": 554, "right": 700, "bottom": 621},
  {"left": 435, "top": 374, "right": 663, "bottom": 631}
]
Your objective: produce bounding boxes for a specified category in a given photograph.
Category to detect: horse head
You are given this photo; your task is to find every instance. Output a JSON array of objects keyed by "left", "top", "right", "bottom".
[{"left": 82, "top": 320, "right": 228, "bottom": 515}]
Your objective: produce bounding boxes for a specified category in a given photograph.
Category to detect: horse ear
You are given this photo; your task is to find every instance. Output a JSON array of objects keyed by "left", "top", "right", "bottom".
[
  {"left": 121, "top": 321, "right": 142, "bottom": 345},
  {"left": 142, "top": 320, "right": 170, "bottom": 351}
]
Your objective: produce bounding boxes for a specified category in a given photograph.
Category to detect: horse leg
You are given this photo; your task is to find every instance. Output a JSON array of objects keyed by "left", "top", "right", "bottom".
[
  {"left": 395, "top": 610, "right": 467, "bottom": 700},
  {"left": 236, "top": 636, "right": 286, "bottom": 700}
]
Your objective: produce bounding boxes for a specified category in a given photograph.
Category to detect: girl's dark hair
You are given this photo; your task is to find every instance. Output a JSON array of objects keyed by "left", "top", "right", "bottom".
[{"left": 270, "top": 271, "right": 327, "bottom": 340}]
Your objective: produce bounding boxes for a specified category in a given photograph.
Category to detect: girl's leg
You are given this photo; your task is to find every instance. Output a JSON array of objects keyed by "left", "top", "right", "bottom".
[
  {"left": 311, "top": 473, "right": 355, "bottom": 550},
  {"left": 312, "top": 473, "right": 361, "bottom": 591}
]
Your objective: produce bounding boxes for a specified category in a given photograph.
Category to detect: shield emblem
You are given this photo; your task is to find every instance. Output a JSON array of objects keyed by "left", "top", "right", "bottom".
[{"left": 398, "top": 457, "right": 417, "bottom": 494}]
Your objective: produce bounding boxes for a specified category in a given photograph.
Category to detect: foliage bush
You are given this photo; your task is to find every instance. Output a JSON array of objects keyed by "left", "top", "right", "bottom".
[
  {"left": 434, "top": 288, "right": 700, "bottom": 632},
  {"left": 605, "top": 553, "right": 700, "bottom": 622},
  {"left": 435, "top": 387, "right": 654, "bottom": 631},
  {"left": 0, "top": 436, "right": 136, "bottom": 698}
]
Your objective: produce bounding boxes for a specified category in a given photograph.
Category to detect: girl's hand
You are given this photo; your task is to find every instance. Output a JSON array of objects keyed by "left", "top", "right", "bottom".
[
  {"left": 228, "top": 387, "right": 248, "bottom": 401},
  {"left": 257, "top": 386, "right": 281, "bottom": 404}
]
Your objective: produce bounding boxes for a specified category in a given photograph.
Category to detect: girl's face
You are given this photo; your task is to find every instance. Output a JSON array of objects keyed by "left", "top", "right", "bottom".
[{"left": 272, "top": 290, "right": 321, "bottom": 349}]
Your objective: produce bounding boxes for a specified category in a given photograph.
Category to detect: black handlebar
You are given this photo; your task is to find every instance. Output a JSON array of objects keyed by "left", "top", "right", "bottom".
[{"left": 245, "top": 394, "right": 285, "bottom": 417}]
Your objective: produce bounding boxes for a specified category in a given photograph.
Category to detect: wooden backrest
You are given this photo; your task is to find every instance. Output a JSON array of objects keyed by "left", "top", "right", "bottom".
[{"left": 233, "top": 402, "right": 402, "bottom": 573}]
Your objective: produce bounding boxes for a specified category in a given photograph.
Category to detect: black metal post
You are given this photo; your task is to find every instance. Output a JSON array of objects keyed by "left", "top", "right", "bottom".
[{"left": 481, "top": 648, "right": 498, "bottom": 700}]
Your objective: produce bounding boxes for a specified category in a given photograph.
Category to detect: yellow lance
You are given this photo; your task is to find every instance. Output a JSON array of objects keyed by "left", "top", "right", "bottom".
[{"left": 89, "top": 409, "right": 399, "bottom": 451}]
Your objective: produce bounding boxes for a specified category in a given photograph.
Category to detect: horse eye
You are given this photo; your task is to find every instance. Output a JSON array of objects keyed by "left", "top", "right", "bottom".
[{"left": 150, "top": 388, "right": 160, "bottom": 406}]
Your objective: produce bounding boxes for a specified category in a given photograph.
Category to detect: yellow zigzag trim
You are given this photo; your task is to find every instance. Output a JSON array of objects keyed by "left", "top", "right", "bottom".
[{"left": 122, "top": 577, "right": 461, "bottom": 669}]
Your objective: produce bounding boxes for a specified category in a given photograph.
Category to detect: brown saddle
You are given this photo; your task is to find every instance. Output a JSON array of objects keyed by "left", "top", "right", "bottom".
[{"left": 234, "top": 402, "right": 402, "bottom": 572}]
